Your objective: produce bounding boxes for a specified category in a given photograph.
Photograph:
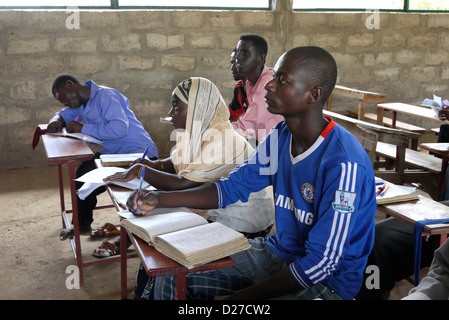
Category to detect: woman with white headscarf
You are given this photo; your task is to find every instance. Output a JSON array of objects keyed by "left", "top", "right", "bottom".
[{"left": 97, "top": 77, "right": 274, "bottom": 259}]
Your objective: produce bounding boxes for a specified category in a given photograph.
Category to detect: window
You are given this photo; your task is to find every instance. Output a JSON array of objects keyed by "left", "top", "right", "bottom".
[
  {"left": 1, "top": 0, "right": 270, "bottom": 9},
  {"left": 293, "top": 0, "right": 449, "bottom": 11}
]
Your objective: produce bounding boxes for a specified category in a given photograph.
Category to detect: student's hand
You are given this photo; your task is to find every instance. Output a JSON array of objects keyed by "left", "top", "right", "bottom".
[
  {"left": 104, "top": 164, "right": 141, "bottom": 182},
  {"left": 127, "top": 190, "right": 159, "bottom": 215},
  {"left": 130, "top": 158, "right": 152, "bottom": 167},
  {"left": 66, "top": 121, "right": 83, "bottom": 133},
  {"left": 47, "top": 121, "right": 64, "bottom": 133},
  {"left": 439, "top": 109, "right": 449, "bottom": 120}
]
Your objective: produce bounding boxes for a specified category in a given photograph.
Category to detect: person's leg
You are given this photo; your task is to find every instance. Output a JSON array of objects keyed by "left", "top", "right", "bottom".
[
  {"left": 356, "top": 217, "right": 438, "bottom": 300},
  {"left": 60, "top": 154, "right": 106, "bottom": 240}
]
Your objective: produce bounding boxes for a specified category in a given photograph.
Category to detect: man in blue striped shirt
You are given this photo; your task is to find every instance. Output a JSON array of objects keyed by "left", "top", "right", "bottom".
[{"left": 129, "top": 47, "right": 376, "bottom": 300}]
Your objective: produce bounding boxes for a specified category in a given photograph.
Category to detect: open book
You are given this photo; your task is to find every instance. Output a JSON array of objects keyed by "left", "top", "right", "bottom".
[
  {"left": 119, "top": 209, "right": 250, "bottom": 269},
  {"left": 100, "top": 153, "right": 151, "bottom": 167},
  {"left": 47, "top": 128, "right": 102, "bottom": 145},
  {"left": 375, "top": 177, "right": 419, "bottom": 205}
]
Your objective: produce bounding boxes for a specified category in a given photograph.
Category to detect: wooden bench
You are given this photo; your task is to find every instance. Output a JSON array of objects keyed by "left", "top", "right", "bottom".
[
  {"left": 325, "top": 110, "right": 441, "bottom": 199},
  {"left": 346, "top": 110, "right": 427, "bottom": 135},
  {"left": 326, "top": 85, "right": 389, "bottom": 120}
]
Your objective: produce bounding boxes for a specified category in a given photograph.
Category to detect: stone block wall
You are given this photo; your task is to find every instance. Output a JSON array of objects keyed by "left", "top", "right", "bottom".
[{"left": 1, "top": 4, "right": 449, "bottom": 168}]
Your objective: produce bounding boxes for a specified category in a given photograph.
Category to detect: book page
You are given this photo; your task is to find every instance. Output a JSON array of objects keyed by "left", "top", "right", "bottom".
[
  {"left": 47, "top": 128, "right": 102, "bottom": 145},
  {"left": 155, "top": 222, "right": 247, "bottom": 256},
  {"left": 375, "top": 177, "right": 418, "bottom": 204},
  {"left": 100, "top": 153, "right": 150, "bottom": 166},
  {"left": 121, "top": 210, "right": 208, "bottom": 244}
]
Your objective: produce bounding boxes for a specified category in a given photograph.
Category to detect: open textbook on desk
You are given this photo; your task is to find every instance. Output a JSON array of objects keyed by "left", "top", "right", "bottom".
[
  {"left": 118, "top": 209, "right": 250, "bottom": 269},
  {"left": 47, "top": 128, "right": 102, "bottom": 145}
]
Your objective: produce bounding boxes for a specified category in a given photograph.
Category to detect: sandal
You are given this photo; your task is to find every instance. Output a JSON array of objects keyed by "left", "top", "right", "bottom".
[
  {"left": 92, "top": 241, "right": 120, "bottom": 258},
  {"left": 90, "top": 223, "right": 120, "bottom": 237}
]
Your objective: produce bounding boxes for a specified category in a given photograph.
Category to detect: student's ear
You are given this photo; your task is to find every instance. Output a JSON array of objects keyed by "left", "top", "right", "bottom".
[
  {"left": 65, "top": 80, "right": 74, "bottom": 89},
  {"left": 258, "top": 53, "right": 266, "bottom": 66},
  {"left": 309, "top": 86, "right": 323, "bottom": 104}
]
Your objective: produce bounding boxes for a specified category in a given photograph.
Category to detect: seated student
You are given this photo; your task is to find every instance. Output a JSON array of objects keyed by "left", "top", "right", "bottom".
[
  {"left": 47, "top": 74, "right": 158, "bottom": 240},
  {"left": 127, "top": 46, "right": 377, "bottom": 300},
  {"left": 228, "top": 47, "right": 248, "bottom": 121},
  {"left": 402, "top": 238, "right": 449, "bottom": 300},
  {"left": 231, "top": 34, "right": 283, "bottom": 143},
  {"left": 95, "top": 77, "right": 274, "bottom": 259}
]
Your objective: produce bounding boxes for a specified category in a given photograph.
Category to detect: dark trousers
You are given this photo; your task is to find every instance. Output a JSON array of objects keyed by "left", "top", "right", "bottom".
[
  {"left": 356, "top": 217, "right": 439, "bottom": 300},
  {"left": 75, "top": 153, "right": 106, "bottom": 231}
]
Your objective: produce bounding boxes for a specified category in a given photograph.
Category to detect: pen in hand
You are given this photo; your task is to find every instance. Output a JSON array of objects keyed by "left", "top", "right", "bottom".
[
  {"left": 135, "top": 167, "right": 146, "bottom": 214},
  {"left": 140, "top": 146, "right": 149, "bottom": 164},
  {"left": 74, "top": 114, "right": 81, "bottom": 122}
]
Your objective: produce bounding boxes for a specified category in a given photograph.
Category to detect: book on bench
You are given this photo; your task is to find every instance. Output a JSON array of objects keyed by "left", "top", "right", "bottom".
[
  {"left": 375, "top": 177, "right": 419, "bottom": 205},
  {"left": 119, "top": 209, "right": 250, "bottom": 269}
]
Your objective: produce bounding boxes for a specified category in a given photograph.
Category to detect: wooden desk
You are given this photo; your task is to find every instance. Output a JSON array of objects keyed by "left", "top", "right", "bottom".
[
  {"left": 420, "top": 142, "right": 449, "bottom": 200},
  {"left": 40, "top": 133, "right": 115, "bottom": 283},
  {"left": 378, "top": 194, "right": 449, "bottom": 243},
  {"left": 378, "top": 194, "right": 449, "bottom": 284},
  {"left": 377, "top": 102, "right": 449, "bottom": 129},
  {"left": 97, "top": 160, "right": 235, "bottom": 300}
]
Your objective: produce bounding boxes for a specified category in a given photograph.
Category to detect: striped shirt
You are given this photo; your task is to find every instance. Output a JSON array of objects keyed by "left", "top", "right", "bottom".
[{"left": 215, "top": 118, "right": 376, "bottom": 300}]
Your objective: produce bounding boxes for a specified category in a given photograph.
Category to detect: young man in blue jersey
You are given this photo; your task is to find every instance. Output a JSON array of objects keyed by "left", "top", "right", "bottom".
[{"left": 127, "top": 46, "right": 377, "bottom": 300}]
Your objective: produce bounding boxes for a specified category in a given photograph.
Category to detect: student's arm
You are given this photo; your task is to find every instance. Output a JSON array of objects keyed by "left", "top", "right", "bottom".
[
  {"left": 81, "top": 92, "right": 130, "bottom": 139},
  {"left": 104, "top": 158, "right": 202, "bottom": 191},
  {"left": 127, "top": 183, "right": 218, "bottom": 215},
  {"left": 47, "top": 114, "right": 66, "bottom": 133}
]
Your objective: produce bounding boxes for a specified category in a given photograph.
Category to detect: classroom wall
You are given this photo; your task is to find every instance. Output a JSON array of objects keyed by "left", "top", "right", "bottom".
[{"left": 1, "top": 1, "right": 449, "bottom": 169}]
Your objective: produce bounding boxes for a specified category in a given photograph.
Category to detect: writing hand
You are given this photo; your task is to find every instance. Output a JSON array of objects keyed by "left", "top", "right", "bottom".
[
  {"left": 127, "top": 190, "right": 159, "bottom": 216},
  {"left": 47, "top": 121, "right": 64, "bottom": 133},
  {"left": 66, "top": 121, "right": 83, "bottom": 133}
]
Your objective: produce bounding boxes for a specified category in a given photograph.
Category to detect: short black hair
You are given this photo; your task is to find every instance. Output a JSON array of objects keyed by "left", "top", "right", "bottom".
[
  {"left": 286, "top": 46, "right": 337, "bottom": 104},
  {"left": 239, "top": 34, "right": 268, "bottom": 56},
  {"left": 52, "top": 74, "right": 80, "bottom": 96}
]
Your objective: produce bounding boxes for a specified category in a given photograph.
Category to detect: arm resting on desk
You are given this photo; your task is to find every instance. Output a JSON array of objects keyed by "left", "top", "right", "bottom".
[{"left": 127, "top": 183, "right": 218, "bottom": 215}]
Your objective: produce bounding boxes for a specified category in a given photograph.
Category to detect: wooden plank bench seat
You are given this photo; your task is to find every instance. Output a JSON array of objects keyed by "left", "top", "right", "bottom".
[
  {"left": 347, "top": 110, "right": 427, "bottom": 134},
  {"left": 376, "top": 141, "right": 442, "bottom": 174}
]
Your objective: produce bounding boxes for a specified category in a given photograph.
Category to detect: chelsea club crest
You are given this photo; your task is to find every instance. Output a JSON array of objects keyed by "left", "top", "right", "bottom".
[{"left": 301, "top": 183, "right": 315, "bottom": 203}]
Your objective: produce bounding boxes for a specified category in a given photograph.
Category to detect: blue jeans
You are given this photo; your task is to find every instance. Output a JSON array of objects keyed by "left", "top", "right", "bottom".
[{"left": 153, "top": 237, "right": 343, "bottom": 300}]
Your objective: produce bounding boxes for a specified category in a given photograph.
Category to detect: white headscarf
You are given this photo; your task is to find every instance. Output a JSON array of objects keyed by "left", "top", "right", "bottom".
[{"left": 171, "top": 77, "right": 253, "bottom": 182}]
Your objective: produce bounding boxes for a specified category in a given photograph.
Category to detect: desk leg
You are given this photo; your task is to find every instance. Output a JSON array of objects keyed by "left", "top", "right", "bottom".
[
  {"left": 121, "top": 226, "right": 128, "bottom": 299},
  {"left": 58, "top": 164, "right": 65, "bottom": 227},
  {"left": 392, "top": 111, "right": 397, "bottom": 128},
  {"left": 68, "top": 160, "right": 84, "bottom": 284},
  {"left": 175, "top": 273, "right": 187, "bottom": 300},
  {"left": 377, "top": 107, "right": 384, "bottom": 126}
]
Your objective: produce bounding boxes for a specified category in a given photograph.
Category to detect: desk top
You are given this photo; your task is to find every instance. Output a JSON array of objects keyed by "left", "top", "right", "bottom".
[
  {"left": 420, "top": 142, "right": 449, "bottom": 154},
  {"left": 379, "top": 194, "right": 449, "bottom": 234},
  {"left": 41, "top": 134, "right": 94, "bottom": 163},
  {"left": 378, "top": 102, "right": 449, "bottom": 124}
]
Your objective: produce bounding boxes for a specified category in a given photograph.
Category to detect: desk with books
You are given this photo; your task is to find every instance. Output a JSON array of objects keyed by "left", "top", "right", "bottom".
[
  {"left": 39, "top": 128, "right": 115, "bottom": 284},
  {"left": 95, "top": 159, "right": 237, "bottom": 300}
]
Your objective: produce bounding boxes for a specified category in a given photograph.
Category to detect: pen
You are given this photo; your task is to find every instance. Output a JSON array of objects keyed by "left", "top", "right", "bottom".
[
  {"left": 380, "top": 184, "right": 389, "bottom": 197},
  {"left": 140, "top": 146, "right": 149, "bottom": 164},
  {"left": 135, "top": 167, "right": 146, "bottom": 214},
  {"left": 376, "top": 184, "right": 386, "bottom": 196},
  {"left": 74, "top": 114, "right": 81, "bottom": 122}
]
